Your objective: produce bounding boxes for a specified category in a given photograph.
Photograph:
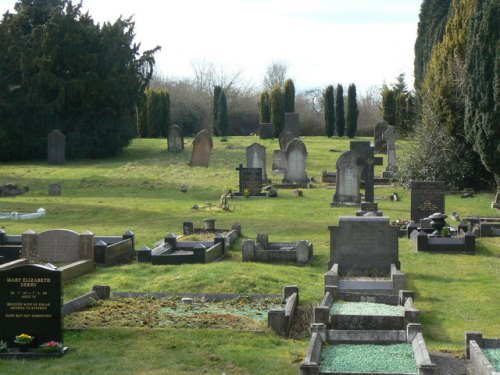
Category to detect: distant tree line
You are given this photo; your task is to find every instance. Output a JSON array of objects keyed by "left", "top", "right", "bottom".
[{"left": 0, "top": 0, "right": 158, "bottom": 160}]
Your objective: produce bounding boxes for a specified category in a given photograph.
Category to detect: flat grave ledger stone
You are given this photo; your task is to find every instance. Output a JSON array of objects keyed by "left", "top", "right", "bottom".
[
  {"left": 0, "top": 264, "right": 62, "bottom": 349},
  {"left": 279, "top": 131, "right": 295, "bottom": 152},
  {"left": 168, "top": 124, "right": 184, "bottom": 151},
  {"left": 235, "top": 164, "right": 264, "bottom": 195},
  {"left": 259, "top": 123, "right": 274, "bottom": 139},
  {"left": 283, "top": 138, "right": 309, "bottom": 184},
  {"left": 284, "top": 112, "right": 300, "bottom": 138},
  {"left": 47, "top": 129, "right": 65, "bottom": 165},
  {"left": 189, "top": 129, "right": 213, "bottom": 167},
  {"left": 374, "top": 120, "right": 389, "bottom": 154},
  {"left": 410, "top": 181, "right": 445, "bottom": 222},
  {"left": 246, "top": 142, "right": 267, "bottom": 181},
  {"left": 331, "top": 150, "right": 361, "bottom": 206}
]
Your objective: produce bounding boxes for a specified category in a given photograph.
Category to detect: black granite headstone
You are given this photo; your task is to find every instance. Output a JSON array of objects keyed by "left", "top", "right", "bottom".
[
  {"left": 236, "top": 164, "right": 263, "bottom": 195},
  {"left": 0, "top": 264, "right": 62, "bottom": 348},
  {"left": 410, "top": 181, "right": 445, "bottom": 222}
]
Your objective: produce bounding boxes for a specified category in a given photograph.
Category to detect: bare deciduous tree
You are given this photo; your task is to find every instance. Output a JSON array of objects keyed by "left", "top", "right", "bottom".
[{"left": 263, "top": 61, "right": 288, "bottom": 91}]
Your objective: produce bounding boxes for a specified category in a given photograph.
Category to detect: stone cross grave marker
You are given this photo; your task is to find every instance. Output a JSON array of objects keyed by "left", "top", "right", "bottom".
[
  {"left": 382, "top": 125, "right": 398, "bottom": 178},
  {"left": 246, "top": 142, "right": 267, "bottom": 181},
  {"left": 410, "top": 181, "right": 445, "bottom": 222},
  {"left": 0, "top": 264, "right": 63, "bottom": 349},
  {"left": 47, "top": 129, "right": 66, "bottom": 165},
  {"left": 374, "top": 120, "right": 388, "bottom": 154},
  {"left": 283, "top": 138, "right": 308, "bottom": 184},
  {"left": 189, "top": 129, "right": 213, "bottom": 167},
  {"left": 279, "top": 131, "right": 295, "bottom": 152},
  {"left": 331, "top": 150, "right": 361, "bottom": 206},
  {"left": 168, "top": 124, "right": 184, "bottom": 152},
  {"left": 284, "top": 112, "right": 300, "bottom": 138},
  {"left": 350, "top": 141, "right": 383, "bottom": 203},
  {"left": 235, "top": 164, "right": 263, "bottom": 195}
]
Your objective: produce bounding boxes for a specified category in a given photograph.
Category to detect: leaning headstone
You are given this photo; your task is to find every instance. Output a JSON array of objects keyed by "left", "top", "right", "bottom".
[
  {"left": 284, "top": 112, "right": 300, "bottom": 138},
  {"left": 47, "top": 129, "right": 65, "bottom": 165},
  {"left": 283, "top": 138, "right": 309, "bottom": 184},
  {"left": 48, "top": 183, "right": 61, "bottom": 196},
  {"left": 279, "top": 131, "right": 295, "bottom": 152},
  {"left": 350, "top": 141, "right": 383, "bottom": 203},
  {"left": 246, "top": 142, "right": 267, "bottom": 181},
  {"left": 410, "top": 181, "right": 445, "bottom": 222},
  {"left": 272, "top": 150, "right": 287, "bottom": 173},
  {"left": 382, "top": 125, "right": 398, "bottom": 178},
  {"left": 0, "top": 264, "right": 63, "bottom": 349},
  {"left": 189, "top": 129, "right": 213, "bottom": 167},
  {"left": 259, "top": 123, "right": 274, "bottom": 139},
  {"left": 168, "top": 124, "right": 184, "bottom": 152},
  {"left": 331, "top": 150, "right": 361, "bottom": 206},
  {"left": 374, "top": 120, "right": 389, "bottom": 154}
]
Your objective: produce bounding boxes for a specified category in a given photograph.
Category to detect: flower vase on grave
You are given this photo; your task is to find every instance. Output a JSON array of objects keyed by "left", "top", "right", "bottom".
[{"left": 429, "top": 213, "right": 447, "bottom": 237}]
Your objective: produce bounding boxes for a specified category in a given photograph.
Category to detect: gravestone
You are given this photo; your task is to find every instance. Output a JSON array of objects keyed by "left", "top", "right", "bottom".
[
  {"left": 374, "top": 120, "right": 388, "bottom": 154},
  {"left": 272, "top": 150, "right": 287, "bottom": 173},
  {"left": 189, "top": 129, "right": 213, "bottom": 167},
  {"left": 246, "top": 142, "right": 267, "bottom": 181},
  {"left": 259, "top": 123, "right": 274, "bottom": 139},
  {"left": 493, "top": 187, "right": 500, "bottom": 210},
  {"left": 168, "top": 124, "right": 184, "bottom": 152},
  {"left": 350, "top": 141, "right": 383, "bottom": 203},
  {"left": 328, "top": 216, "right": 400, "bottom": 274},
  {"left": 235, "top": 164, "right": 263, "bottom": 195},
  {"left": 382, "top": 125, "right": 398, "bottom": 178},
  {"left": 331, "top": 150, "right": 361, "bottom": 206},
  {"left": 283, "top": 138, "right": 308, "bottom": 184},
  {"left": 48, "top": 183, "right": 61, "bottom": 196},
  {"left": 47, "top": 129, "right": 65, "bottom": 165},
  {"left": 279, "top": 131, "right": 295, "bottom": 152},
  {"left": 22, "top": 229, "right": 94, "bottom": 263},
  {"left": 284, "top": 112, "right": 300, "bottom": 138},
  {"left": 0, "top": 264, "right": 62, "bottom": 348},
  {"left": 410, "top": 181, "right": 445, "bottom": 222}
]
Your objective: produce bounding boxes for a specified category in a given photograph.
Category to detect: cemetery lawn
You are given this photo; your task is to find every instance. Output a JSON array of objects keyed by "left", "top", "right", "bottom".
[{"left": 0, "top": 136, "right": 498, "bottom": 374}]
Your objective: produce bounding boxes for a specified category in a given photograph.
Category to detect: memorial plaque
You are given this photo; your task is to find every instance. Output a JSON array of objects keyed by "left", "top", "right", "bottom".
[
  {"left": 236, "top": 164, "right": 263, "bottom": 195},
  {"left": 0, "top": 264, "right": 62, "bottom": 348},
  {"left": 411, "top": 181, "right": 445, "bottom": 222}
]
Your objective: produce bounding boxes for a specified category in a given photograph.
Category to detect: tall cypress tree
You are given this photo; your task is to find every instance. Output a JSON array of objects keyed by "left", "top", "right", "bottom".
[
  {"left": 335, "top": 84, "right": 345, "bottom": 137},
  {"left": 346, "top": 83, "right": 359, "bottom": 138},
  {"left": 216, "top": 90, "right": 228, "bottom": 137},
  {"left": 324, "top": 85, "right": 335, "bottom": 137},
  {"left": 136, "top": 94, "right": 148, "bottom": 138},
  {"left": 213, "top": 85, "right": 222, "bottom": 135},
  {"left": 284, "top": 79, "right": 295, "bottom": 112},
  {"left": 382, "top": 87, "right": 397, "bottom": 125},
  {"left": 161, "top": 90, "right": 171, "bottom": 137},
  {"left": 270, "top": 85, "right": 285, "bottom": 137},
  {"left": 259, "top": 91, "right": 271, "bottom": 123}
]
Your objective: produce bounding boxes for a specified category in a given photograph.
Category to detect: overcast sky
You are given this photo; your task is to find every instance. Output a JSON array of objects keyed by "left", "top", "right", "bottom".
[{"left": 0, "top": 0, "right": 423, "bottom": 93}]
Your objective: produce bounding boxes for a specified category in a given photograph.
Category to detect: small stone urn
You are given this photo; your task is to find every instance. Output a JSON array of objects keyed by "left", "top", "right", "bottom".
[{"left": 429, "top": 212, "right": 448, "bottom": 237}]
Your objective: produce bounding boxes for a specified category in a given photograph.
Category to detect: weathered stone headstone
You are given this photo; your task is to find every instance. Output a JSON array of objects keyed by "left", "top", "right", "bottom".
[
  {"left": 47, "top": 129, "right": 65, "bottom": 165},
  {"left": 0, "top": 264, "right": 62, "bottom": 348},
  {"left": 283, "top": 138, "right": 308, "bottom": 184},
  {"left": 259, "top": 123, "right": 274, "bottom": 139},
  {"left": 168, "top": 124, "right": 184, "bottom": 152},
  {"left": 350, "top": 141, "right": 383, "bottom": 203},
  {"left": 374, "top": 120, "right": 389, "bottom": 154},
  {"left": 235, "top": 164, "right": 263, "bottom": 195},
  {"left": 382, "top": 125, "right": 398, "bottom": 178},
  {"left": 328, "top": 216, "right": 400, "bottom": 274},
  {"left": 22, "top": 229, "right": 94, "bottom": 263},
  {"left": 246, "top": 142, "right": 267, "bottom": 181},
  {"left": 331, "top": 150, "right": 361, "bottom": 206},
  {"left": 410, "top": 181, "right": 445, "bottom": 222},
  {"left": 272, "top": 150, "right": 287, "bottom": 173},
  {"left": 284, "top": 112, "right": 300, "bottom": 138},
  {"left": 189, "top": 129, "right": 213, "bottom": 167},
  {"left": 48, "top": 183, "right": 61, "bottom": 196},
  {"left": 492, "top": 187, "right": 500, "bottom": 210},
  {"left": 279, "top": 131, "right": 295, "bottom": 152}
]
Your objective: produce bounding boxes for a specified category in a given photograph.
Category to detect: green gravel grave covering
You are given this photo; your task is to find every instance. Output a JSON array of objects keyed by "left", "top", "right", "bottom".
[
  {"left": 330, "top": 301, "right": 405, "bottom": 316},
  {"left": 484, "top": 348, "right": 500, "bottom": 370},
  {"left": 319, "top": 343, "right": 418, "bottom": 374}
]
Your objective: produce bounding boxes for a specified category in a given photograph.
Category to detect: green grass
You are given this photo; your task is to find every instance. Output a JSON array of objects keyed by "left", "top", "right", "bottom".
[{"left": 0, "top": 136, "right": 499, "bottom": 373}]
